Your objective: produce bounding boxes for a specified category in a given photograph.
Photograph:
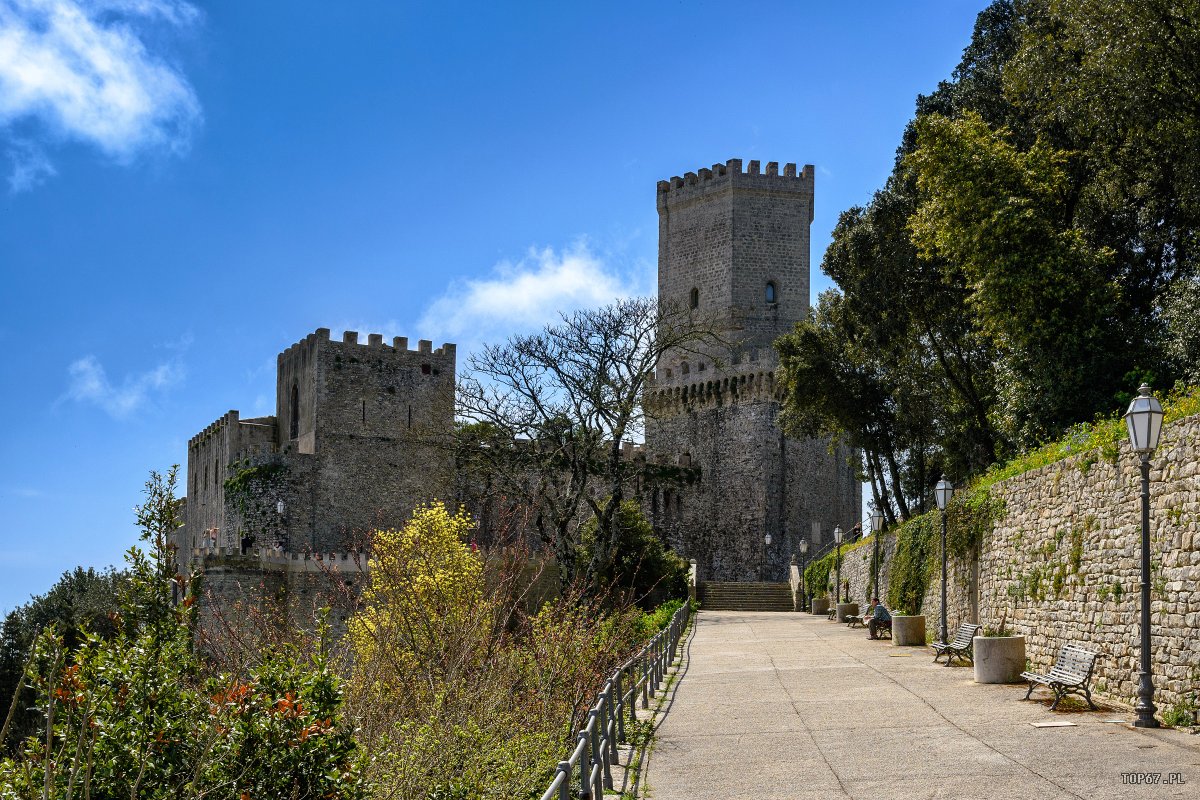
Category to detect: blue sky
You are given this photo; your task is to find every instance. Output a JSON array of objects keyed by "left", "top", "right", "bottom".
[{"left": 0, "top": 0, "right": 986, "bottom": 614}]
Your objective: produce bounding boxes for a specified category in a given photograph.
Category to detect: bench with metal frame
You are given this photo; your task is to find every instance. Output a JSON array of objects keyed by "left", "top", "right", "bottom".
[
  {"left": 1020, "top": 644, "right": 1099, "bottom": 711},
  {"left": 931, "top": 622, "right": 981, "bottom": 665}
]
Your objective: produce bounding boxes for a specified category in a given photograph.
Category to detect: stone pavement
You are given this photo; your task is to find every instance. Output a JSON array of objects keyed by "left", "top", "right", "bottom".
[{"left": 640, "top": 611, "right": 1200, "bottom": 799}]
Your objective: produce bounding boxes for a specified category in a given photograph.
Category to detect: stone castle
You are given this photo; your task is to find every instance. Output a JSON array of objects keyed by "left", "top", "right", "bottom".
[{"left": 176, "top": 158, "right": 861, "bottom": 622}]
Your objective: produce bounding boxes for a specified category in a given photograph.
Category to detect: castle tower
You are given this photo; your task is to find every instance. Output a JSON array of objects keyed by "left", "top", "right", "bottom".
[
  {"left": 645, "top": 158, "right": 861, "bottom": 582},
  {"left": 180, "top": 329, "right": 456, "bottom": 571}
]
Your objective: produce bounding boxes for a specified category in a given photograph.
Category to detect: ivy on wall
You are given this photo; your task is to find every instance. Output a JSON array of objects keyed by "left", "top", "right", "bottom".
[
  {"left": 222, "top": 460, "right": 289, "bottom": 531},
  {"left": 885, "top": 491, "right": 1004, "bottom": 614},
  {"left": 803, "top": 537, "right": 873, "bottom": 599}
]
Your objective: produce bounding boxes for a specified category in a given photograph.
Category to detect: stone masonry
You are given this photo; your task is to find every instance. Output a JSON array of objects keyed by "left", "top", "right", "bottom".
[
  {"left": 827, "top": 412, "right": 1200, "bottom": 715},
  {"left": 179, "top": 158, "right": 864, "bottom": 626},
  {"left": 646, "top": 158, "right": 862, "bottom": 582}
]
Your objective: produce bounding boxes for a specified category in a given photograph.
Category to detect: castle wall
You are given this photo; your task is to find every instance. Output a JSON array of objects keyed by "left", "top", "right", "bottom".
[
  {"left": 276, "top": 329, "right": 456, "bottom": 552},
  {"left": 181, "top": 411, "right": 278, "bottom": 571},
  {"left": 646, "top": 360, "right": 860, "bottom": 581},
  {"left": 195, "top": 549, "right": 368, "bottom": 647},
  {"left": 650, "top": 159, "right": 859, "bottom": 582}
]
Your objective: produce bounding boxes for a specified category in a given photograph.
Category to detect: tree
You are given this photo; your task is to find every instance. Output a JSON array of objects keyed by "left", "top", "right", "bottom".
[
  {"left": 0, "top": 469, "right": 364, "bottom": 799},
  {"left": 0, "top": 568, "right": 125, "bottom": 754},
  {"left": 344, "top": 503, "right": 648, "bottom": 800},
  {"left": 579, "top": 501, "right": 687, "bottom": 608},
  {"left": 348, "top": 502, "right": 485, "bottom": 698},
  {"left": 778, "top": 179, "right": 1001, "bottom": 522},
  {"left": 907, "top": 110, "right": 1120, "bottom": 446},
  {"left": 456, "top": 297, "right": 714, "bottom": 592}
]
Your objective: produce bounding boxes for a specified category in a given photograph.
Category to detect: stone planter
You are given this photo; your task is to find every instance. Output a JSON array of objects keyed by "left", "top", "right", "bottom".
[
  {"left": 810, "top": 597, "right": 830, "bottom": 615},
  {"left": 835, "top": 602, "right": 859, "bottom": 622},
  {"left": 891, "top": 615, "right": 926, "bottom": 646},
  {"left": 974, "top": 635, "right": 1026, "bottom": 683}
]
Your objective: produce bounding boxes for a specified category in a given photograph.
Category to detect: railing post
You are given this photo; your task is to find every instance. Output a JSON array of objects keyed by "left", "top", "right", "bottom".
[
  {"left": 556, "top": 761, "right": 571, "bottom": 800},
  {"left": 641, "top": 651, "right": 650, "bottom": 709},
  {"left": 615, "top": 670, "right": 627, "bottom": 741},
  {"left": 588, "top": 710, "right": 609, "bottom": 791},
  {"left": 598, "top": 701, "right": 614, "bottom": 789},
  {"left": 605, "top": 682, "right": 618, "bottom": 765},
  {"left": 577, "top": 730, "right": 591, "bottom": 800},
  {"left": 654, "top": 634, "right": 663, "bottom": 690}
]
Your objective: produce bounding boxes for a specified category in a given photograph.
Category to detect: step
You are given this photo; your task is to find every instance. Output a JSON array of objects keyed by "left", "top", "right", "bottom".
[{"left": 699, "top": 582, "right": 795, "bottom": 612}]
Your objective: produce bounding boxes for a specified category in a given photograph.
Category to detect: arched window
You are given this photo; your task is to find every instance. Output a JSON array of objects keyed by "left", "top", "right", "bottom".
[
  {"left": 689, "top": 287, "right": 699, "bottom": 309},
  {"left": 289, "top": 383, "right": 299, "bottom": 440},
  {"left": 765, "top": 281, "right": 777, "bottom": 304}
]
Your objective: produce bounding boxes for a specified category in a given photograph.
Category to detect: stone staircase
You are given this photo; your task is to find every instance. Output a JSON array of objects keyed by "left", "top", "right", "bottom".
[{"left": 699, "top": 581, "right": 794, "bottom": 611}]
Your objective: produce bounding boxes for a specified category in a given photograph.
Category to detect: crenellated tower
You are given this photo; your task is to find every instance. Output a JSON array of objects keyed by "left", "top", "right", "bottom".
[
  {"left": 646, "top": 158, "right": 860, "bottom": 582},
  {"left": 180, "top": 329, "right": 456, "bottom": 572}
]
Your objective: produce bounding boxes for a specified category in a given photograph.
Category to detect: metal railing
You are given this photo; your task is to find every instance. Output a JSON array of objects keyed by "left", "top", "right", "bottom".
[{"left": 538, "top": 601, "right": 691, "bottom": 800}]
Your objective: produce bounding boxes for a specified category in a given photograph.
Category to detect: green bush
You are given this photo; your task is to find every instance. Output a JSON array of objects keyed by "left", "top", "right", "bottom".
[
  {"left": 0, "top": 468, "right": 363, "bottom": 800},
  {"left": 580, "top": 501, "right": 688, "bottom": 609},
  {"left": 633, "top": 598, "right": 686, "bottom": 640}
]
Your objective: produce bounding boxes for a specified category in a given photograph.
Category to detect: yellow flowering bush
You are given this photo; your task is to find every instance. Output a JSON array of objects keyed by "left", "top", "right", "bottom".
[{"left": 350, "top": 502, "right": 484, "bottom": 689}]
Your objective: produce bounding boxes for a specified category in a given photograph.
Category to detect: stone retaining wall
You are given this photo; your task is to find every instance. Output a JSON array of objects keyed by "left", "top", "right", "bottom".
[
  {"left": 975, "top": 413, "right": 1200, "bottom": 713},
  {"left": 856, "top": 413, "right": 1200, "bottom": 715}
]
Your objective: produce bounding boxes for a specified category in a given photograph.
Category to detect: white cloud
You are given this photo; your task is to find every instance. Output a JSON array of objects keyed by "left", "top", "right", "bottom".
[
  {"left": 63, "top": 354, "right": 183, "bottom": 418},
  {"left": 419, "top": 241, "right": 648, "bottom": 349},
  {"left": 0, "top": 0, "right": 202, "bottom": 189},
  {"left": 6, "top": 138, "right": 55, "bottom": 191}
]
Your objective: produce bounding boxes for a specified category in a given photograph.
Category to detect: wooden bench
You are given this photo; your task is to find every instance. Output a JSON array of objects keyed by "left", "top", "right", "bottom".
[
  {"left": 931, "top": 622, "right": 981, "bottom": 666},
  {"left": 846, "top": 614, "right": 864, "bottom": 628},
  {"left": 868, "top": 617, "right": 892, "bottom": 640},
  {"left": 1021, "top": 644, "right": 1099, "bottom": 710}
]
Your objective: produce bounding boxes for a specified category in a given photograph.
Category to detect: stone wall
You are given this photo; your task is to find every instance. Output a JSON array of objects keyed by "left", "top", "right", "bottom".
[
  {"left": 852, "top": 412, "right": 1199, "bottom": 714},
  {"left": 649, "top": 158, "right": 860, "bottom": 582},
  {"left": 974, "top": 413, "right": 1200, "bottom": 713},
  {"left": 827, "top": 534, "right": 898, "bottom": 606}
]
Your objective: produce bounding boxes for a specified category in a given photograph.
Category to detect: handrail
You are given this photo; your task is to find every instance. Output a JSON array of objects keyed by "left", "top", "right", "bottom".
[{"left": 538, "top": 601, "right": 691, "bottom": 800}]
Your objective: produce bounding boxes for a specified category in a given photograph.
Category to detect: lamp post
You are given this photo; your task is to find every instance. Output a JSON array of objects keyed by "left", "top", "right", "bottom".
[
  {"left": 762, "top": 532, "right": 772, "bottom": 581},
  {"left": 798, "top": 538, "right": 810, "bottom": 611},
  {"left": 833, "top": 525, "right": 844, "bottom": 602},
  {"left": 870, "top": 510, "right": 884, "bottom": 600},
  {"left": 934, "top": 475, "right": 954, "bottom": 645},
  {"left": 1125, "top": 383, "right": 1164, "bottom": 728}
]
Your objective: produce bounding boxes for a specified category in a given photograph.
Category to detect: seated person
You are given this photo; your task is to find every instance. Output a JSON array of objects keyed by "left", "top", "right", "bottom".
[{"left": 867, "top": 597, "right": 891, "bottom": 639}]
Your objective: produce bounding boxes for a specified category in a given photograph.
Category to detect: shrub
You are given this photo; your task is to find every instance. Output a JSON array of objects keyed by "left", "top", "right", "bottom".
[
  {"left": 346, "top": 505, "right": 646, "bottom": 800},
  {"left": 579, "top": 501, "right": 688, "bottom": 609},
  {"left": 0, "top": 468, "right": 363, "bottom": 800}
]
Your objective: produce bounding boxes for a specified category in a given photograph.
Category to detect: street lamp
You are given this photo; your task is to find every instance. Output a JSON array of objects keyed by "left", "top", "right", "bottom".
[
  {"left": 762, "top": 532, "right": 772, "bottom": 581},
  {"left": 798, "top": 538, "right": 810, "bottom": 611},
  {"left": 935, "top": 475, "right": 954, "bottom": 645},
  {"left": 834, "top": 525, "right": 844, "bottom": 603},
  {"left": 1125, "top": 383, "right": 1164, "bottom": 728},
  {"left": 870, "top": 510, "right": 884, "bottom": 600}
]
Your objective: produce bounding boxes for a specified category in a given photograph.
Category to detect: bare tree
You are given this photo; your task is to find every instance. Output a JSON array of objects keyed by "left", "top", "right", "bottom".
[{"left": 456, "top": 296, "right": 716, "bottom": 590}]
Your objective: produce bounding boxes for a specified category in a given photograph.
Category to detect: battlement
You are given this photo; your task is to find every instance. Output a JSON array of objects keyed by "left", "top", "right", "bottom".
[
  {"left": 646, "top": 357, "right": 784, "bottom": 413},
  {"left": 649, "top": 348, "right": 780, "bottom": 386},
  {"left": 189, "top": 410, "right": 239, "bottom": 447},
  {"left": 192, "top": 545, "right": 370, "bottom": 573},
  {"left": 656, "top": 158, "right": 813, "bottom": 207},
  {"left": 278, "top": 328, "right": 457, "bottom": 365},
  {"left": 510, "top": 437, "right": 647, "bottom": 460}
]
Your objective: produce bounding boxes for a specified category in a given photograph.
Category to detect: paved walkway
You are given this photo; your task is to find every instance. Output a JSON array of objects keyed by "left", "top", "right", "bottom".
[{"left": 641, "top": 611, "right": 1200, "bottom": 799}]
